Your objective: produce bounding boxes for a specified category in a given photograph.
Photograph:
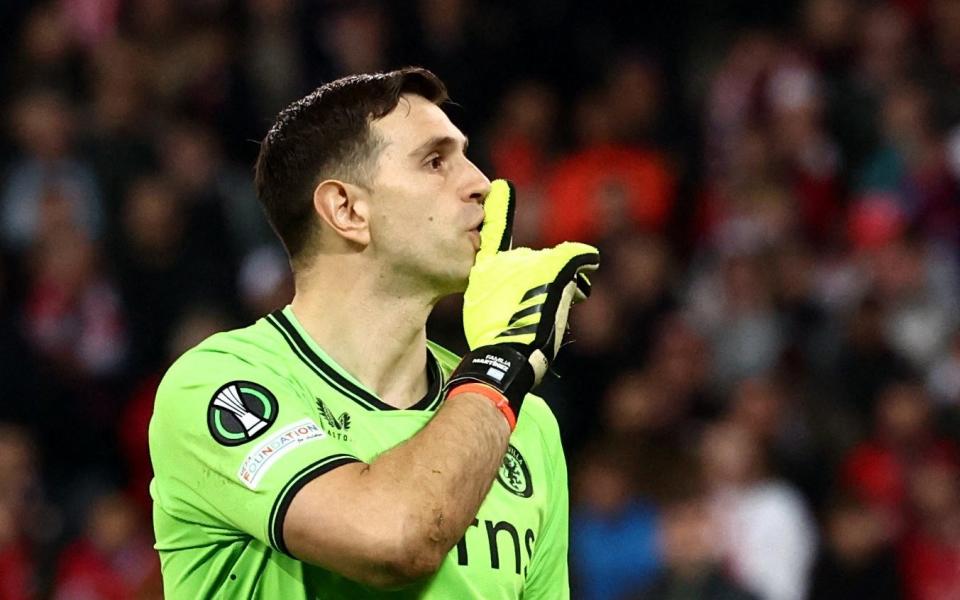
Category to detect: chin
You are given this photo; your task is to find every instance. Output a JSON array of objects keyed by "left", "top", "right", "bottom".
[
  {"left": 421, "top": 245, "right": 473, "bottom": 296},
  {"left": 441, "top": 273, "right": 470, "bottom": 296},
  {"left": 429, "top": 266, "right": 470, "bottom": 297}
]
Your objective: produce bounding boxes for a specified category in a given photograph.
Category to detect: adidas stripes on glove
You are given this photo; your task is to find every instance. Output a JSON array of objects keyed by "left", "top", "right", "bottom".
[{"left": 444, "top": 179, "right": 600, "bottom": 427}]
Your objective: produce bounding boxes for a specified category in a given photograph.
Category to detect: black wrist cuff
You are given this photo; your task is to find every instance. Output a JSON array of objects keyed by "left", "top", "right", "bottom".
[{"left": 444, "top": 344, "right": 534, "bottom": 417}]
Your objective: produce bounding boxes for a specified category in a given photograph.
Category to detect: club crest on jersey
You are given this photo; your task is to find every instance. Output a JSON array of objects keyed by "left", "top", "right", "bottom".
[
  {"left": 497, "top": 444, "right": 533, "bottom": 498},
  {"left": 207, "top": 381, "right": 279, "bottom": 446},
  {"left": 315, "top": 397, "right": 351, "bottom": 441}
]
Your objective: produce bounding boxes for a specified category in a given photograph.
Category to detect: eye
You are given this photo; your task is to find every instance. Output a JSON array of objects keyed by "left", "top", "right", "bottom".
[{"left": 426, "top": 154, "right": 444, "bottom": 171}]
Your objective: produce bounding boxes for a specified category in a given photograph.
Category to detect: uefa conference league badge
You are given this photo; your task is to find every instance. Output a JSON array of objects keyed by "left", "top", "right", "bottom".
[{"left": 207, "top": 381, "right": 279, "bottom": 446}]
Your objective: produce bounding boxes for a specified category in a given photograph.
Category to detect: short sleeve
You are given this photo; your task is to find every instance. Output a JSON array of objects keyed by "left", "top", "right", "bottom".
[{"left": 149, "top": 345, "right": 360, "bottom": 554}]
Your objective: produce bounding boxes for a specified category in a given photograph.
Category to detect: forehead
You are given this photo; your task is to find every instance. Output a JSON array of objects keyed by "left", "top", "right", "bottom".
[{"left": 371, "top": 94, "right": 464, "bottom": 152}]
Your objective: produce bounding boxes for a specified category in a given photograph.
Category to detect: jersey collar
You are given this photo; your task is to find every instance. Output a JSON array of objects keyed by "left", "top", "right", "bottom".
[{"left": 266, "top": 307, "right": 445, "bottom": 412}]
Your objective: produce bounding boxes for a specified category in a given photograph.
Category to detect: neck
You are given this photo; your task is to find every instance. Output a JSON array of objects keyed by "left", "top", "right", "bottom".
[{"left": 290, "top": 256, "right": 436, "bottom": 409}]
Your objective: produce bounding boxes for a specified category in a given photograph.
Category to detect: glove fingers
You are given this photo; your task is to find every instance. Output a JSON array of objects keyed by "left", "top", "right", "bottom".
[
  {"left": 574, "top": 273, "right": 591, "bottom": 302},
  {"left": 549, "top": 277, "right": 580, "bottom": 361},
  {"left": 477, "top": 179, "right": 515, "bottom": 262},
  {"left": 463, "top": 240, "right": 599, "bottom": 355},
  {"left": 529, "top": 250, "right": 600, "bottom": 361}
]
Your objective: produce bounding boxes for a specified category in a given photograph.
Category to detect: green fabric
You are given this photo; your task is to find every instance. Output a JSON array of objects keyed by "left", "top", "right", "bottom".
[{"left": 150, "top": 305, "right": 569, "bottom": 599}]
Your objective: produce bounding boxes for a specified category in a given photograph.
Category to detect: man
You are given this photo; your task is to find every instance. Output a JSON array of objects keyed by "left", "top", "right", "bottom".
[{"left": 149, "top": 67, "right": 599, "bottom": 598}]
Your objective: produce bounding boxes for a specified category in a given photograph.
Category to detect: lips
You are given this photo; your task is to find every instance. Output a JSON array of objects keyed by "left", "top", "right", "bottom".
[
  {"left": 467, "top": 213, "right": 485, "bottom": 234},
  {"left": 466, "top": 212, "right": 484, "bottom": 251}
]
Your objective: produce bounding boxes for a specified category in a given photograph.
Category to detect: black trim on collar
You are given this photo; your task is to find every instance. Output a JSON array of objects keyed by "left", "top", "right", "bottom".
[
  {"left": 267, "top": 310, "right": 444, "bottom": 411},
  {"left": 406, "top": 349, "right": 444, "bottom": 410}
]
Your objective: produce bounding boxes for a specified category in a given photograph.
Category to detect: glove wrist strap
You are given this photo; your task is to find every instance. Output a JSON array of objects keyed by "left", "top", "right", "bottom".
[
  {"left": 443, "top": 344, "right": 534, "bottom": 419},
  {"left": 446, "top": 383, "right": 517, "bottom": 431}
]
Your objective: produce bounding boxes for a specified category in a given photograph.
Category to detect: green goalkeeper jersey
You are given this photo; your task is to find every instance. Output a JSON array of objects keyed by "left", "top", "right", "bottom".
[{"left": 149, "top": 306, "right": 569, "bottom": 599}]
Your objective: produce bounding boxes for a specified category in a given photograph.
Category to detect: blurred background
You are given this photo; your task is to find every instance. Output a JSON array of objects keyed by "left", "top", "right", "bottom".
[{"left": 1, "top": 0, "right": 960, "bottom": 598}]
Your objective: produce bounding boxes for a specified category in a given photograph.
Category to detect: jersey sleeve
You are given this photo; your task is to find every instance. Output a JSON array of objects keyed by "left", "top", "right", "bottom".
[
  {"left": 149, "top": 343, "right": 360, "bottom": 555},
  {"left": 522, "top": 397, "right": 571, "bottom": 599}
]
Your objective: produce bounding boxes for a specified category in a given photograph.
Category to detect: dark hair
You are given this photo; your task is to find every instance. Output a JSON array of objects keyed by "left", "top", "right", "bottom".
[{"left": 254, "top": 66, "right": 448, "bottom": 265}]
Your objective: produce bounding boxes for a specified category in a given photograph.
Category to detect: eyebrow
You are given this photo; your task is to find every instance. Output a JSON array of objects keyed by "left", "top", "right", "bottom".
[{"left": 408, "top": 135, "right": 469, "bottom": 158}]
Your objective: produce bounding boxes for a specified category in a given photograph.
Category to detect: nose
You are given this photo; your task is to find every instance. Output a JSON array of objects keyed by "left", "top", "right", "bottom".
[{"left": 464, "top": 160, "right": 491, "bottom": 204}]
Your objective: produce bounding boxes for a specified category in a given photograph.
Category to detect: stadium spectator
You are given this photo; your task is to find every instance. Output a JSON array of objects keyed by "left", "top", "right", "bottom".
[
  {"left": 51, "top": 491, "right": 160, "bottom": 600},
  {"left": 22, "top": 226, "right": 126, "bottom": 379},
  {"left": 868, "top": 233, "right": 960, "bottom": 371},
  {"left": 643, "top": 314, "right": 715, "bottom": 420},
  {"left": 841, "top": 379, "right": 960, "bottom": 534},
  {"left": 768, "top": 241, "right": 831, "bottom": 374},
  {"left": 543, "top": 131, "right": 676, "bottom": 247},
  {"left": 1, "top": 88, "right": 104, "bottom": 252},
  {"left": 833, "top": 295, "right": 915, "bottom": 421},
  {"left": 241, "top": 0, "right": 305, "bottom": 125},
  {"left": 82, "top": 36, "right": 156, "bottom": 233},
  {"left": 898, "top": 456, "right": 960, "bottom": 600},
  {"left": 541, "top": 62, "right": 676, "bottom": 247},
  {"left": 571, "top": 439, "right": 662, "bottom": 600},
  {"left": 237, "top": 243, "right": 293, "bottom": 320},
  {"left": 5, "top": 3, "right": 85, "bottom": 99},
  {"left": 485, "top": 80, "right": 559, "bottom": 246},
  {"left": 727, "top": 376, "right": 826, "bottom": 507},
  {"left": 701, "top": 421, "right": 817, "bottom": 600},
  {"left": 119, "top": 305, "right": 237, "bottom": 513},
  {"left": 0, "top": 425, "right": 54, "bottom": 600},
  {"left": 686, "top": 252, "right": 786, "bottom": 391},
  {"left": 0, "top": 498, "right": 35, "bottom": 600},
  {"left": 807, "top": 493, "right": 903, "bottom": 600},
  {"left": 114, "top": 174, "right": 234, "bottom": 374},
  {"left": 634, "top": 491, "right": 759, "bottom": 600},
  {"left": 156, "top": 120, "right": 269, "bottom": 258}
]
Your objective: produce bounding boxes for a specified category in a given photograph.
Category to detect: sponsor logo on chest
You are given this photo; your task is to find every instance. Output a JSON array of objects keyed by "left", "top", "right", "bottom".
[{"left": 315, "top": 397, "right": 352, "bottom": 441}]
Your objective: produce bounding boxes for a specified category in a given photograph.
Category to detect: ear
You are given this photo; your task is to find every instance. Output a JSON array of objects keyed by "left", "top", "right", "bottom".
[{"left": 313, "top": 180, "right": 370, "bottom": 247}]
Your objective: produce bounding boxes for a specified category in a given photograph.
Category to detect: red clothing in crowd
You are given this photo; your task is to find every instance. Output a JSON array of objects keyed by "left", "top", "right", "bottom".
[
  {"left": 543, "top": 144, "right": 674, "bottom": 246},
  {"left": 490, "top": 133, "right": 547, "bottom": 189},
  {"left": 53, "top": 537, "right": 158, "bottom": 600},
  {"left": 900, "top": 531, "right": 960, "bottom": 600},
  {"left": 842, "top": 439, "right": 960, "bottom": 523},
  {"left": 119, "top": 373, "right": 161, "bottom": 514},
  {"left": 0, "top": 538, "right": 36, "bottom": 600}
]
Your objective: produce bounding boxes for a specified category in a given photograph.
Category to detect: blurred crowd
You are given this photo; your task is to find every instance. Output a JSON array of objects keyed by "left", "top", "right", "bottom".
[{"left": 1, "top": 0, "right": 960, "bottom": 599}]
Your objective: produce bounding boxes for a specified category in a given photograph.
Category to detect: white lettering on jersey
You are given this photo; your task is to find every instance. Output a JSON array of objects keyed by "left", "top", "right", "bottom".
[{"left": 237, "top": 419, "right": 326, "bottom": 489}]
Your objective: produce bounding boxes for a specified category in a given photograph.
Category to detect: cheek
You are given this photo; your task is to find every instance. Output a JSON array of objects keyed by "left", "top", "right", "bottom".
[
  {"left": 421, "top": 209, "right": 451, "bottom": 241},
  {"left": 379, "top": 209, "right": 440, "bottom": 255}
]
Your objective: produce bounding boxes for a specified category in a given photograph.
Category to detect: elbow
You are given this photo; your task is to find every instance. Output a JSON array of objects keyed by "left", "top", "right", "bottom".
[
  {"left": 364, "top": 524, "right": 447, "bottom": 589},
  {"left": 376, "top": 548, "right": 444, "bottom": 589},
  {"left": 288, "top": 513, "right": 444, "bottom": 590}
]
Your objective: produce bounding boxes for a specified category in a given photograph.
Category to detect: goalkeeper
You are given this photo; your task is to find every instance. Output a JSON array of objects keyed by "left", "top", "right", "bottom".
[{"left": 149, "top": 66, "right": 599, "bottom": 599}]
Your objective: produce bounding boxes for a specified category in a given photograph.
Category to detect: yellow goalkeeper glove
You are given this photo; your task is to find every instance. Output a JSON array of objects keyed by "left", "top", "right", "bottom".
[{"left": 444, "top": 180, "right": 600, "bottom": 427}]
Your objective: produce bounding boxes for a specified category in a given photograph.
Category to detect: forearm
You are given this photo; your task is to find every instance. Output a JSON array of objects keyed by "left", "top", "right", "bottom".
[
  {"left": 365, "top": 390, "right": 510, "bottom": 565},
  {"left": 283, "top": 389, "right": 511, "bottom": 587}
]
